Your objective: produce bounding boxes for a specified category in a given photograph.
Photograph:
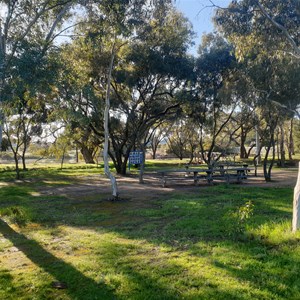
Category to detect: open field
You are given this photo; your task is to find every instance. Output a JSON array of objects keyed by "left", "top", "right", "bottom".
[{"left": 0, "top": 161, "right": 300, "bottom": 299}]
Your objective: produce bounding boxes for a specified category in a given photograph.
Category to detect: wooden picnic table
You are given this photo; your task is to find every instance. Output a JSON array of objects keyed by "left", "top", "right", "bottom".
[
  {"left": 157, "top": 166, "right": 251, "bottom": 187},
  {"left": 157, "top": 168, "right": 211, "bottom": 187},
  {"left": 215, "top": 167, "right": 251, "bottom": 183}
]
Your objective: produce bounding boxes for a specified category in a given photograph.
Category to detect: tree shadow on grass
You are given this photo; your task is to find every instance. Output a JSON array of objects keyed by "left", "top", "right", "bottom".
[
  {"left": 104, "top": 186, "right": 299, "bottom": 299},
  {"left": 0, "top": 219, "right": 216, "bottom": 300},
  {"left": 0, "top": 269, "right": 15, "bottom": 298},
  {"left": 208, "top": 236, "right": 300, "bottom": 299},
  {"left": 1, "top": 183, "right": 298, "bottom": 298},
  {"left": 83, "top": 237, "right": 255, "bottom": 300},
  {"left": 0, "top": 219, "right": 116, "bottom": 299}
]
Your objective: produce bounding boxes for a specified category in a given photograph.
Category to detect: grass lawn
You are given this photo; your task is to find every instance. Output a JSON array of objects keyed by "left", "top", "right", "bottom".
[{"left": 0, "top": 163, "right": 300, "bottom": 299}]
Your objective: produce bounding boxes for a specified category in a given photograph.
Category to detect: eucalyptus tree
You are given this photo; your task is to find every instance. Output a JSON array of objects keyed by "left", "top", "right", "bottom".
[
  {"left": 166, "top": 118, "right": 200, "bottom": 162},
  {"left": 79, "top": 2, "right": 193, "bottom": 178},
  {"left": 53, "top": 42, "right": 104, "bottom": 164},
  {"left": 2, "top": 90, "right": 49, "bottom": 178},
  {"left": 187, "top": 33, "right": 240, "bottom": 166},
  {"left": 147, "top": 122, "right": 172, "bottom": 159},
  {"left": 213, "top": 0, "right": 300, "bottom": 59},
  {"left": 1, "top": 43, "right": 63, "bottom": 179},
  {"left": 166, "top": 120, "right": 190, "bottom": 161},
  {"left": 269, "top": 56, "right": 300, "bottom": 166},
  {"left": 73, "top": 0, "right": 157, "bottom": 196},
  {"left": 248, "top": 55, "right": 299, "bottom": 179},
  {"left": 255, "top": 0, "right": 300, "bottom": 58},
  {"left": 228, "top": 68, "right": 263, "bottom": 160},
  {"left": 287, "top": 119, "right": 295, "bottom": 160},
  {"left": 234, "top": 107, "right": 256, "bottom": 159},
  {"left": 57, "top": 0, "right": 183, "bottom": 197},
  {"left": 108, "top": 8, "right": 193, "bottom": 175},
  {"left": 2, "top": 99, "right": 30, "bottom": 179},
  {"left": 214, "top": 1, "right": 300, "bottom": 181},
  {"left": 0, "top": 0, "right": 78, "bottom": 149}
]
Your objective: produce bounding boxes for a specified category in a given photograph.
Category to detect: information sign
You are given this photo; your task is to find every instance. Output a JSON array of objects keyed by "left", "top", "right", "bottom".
[{"left": 129, "top": 151, "right": 143, "bottom": 164}]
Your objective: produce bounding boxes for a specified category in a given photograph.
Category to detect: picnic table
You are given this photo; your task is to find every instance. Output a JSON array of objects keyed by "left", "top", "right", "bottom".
[
  {"left": 157, "top": 166, "right": 251, "bottom": 187},
  {"left": 157, "top": 168, "right": 210, "bottom": 187},
  {"left": 214, "top": 167, "right": 250, "bottom": 182}
]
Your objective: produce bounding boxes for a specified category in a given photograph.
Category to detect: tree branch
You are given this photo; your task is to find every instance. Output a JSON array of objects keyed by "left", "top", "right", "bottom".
[{"left": 256, "top": 1, "right": 300, "bottom": 59}]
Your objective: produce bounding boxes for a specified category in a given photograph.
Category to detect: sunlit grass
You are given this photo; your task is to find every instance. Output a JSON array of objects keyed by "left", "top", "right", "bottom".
[
  {"left": 0, "top": 163, "right": 105, "bottom": 186},
  {"left": 0, "top": 164, "right": 300, "bottom": 299}
]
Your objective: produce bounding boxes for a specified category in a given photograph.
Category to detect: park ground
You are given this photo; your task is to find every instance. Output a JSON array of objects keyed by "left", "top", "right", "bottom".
[{"left": 0, "top": 162, "right": 300, "bottom": 299}]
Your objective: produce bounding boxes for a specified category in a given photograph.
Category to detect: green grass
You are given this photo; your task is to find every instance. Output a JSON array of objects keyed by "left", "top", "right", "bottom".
[
  {"left": 0, "top": 163, "right": 300, "bottom": 299},
  {"left": 0, "top": 163, "right": 104, "bottom": 185}
]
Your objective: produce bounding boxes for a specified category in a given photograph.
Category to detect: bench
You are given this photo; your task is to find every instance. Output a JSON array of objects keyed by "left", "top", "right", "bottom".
[
  {"left": 157, "top": 166, "right": 251, "bottom": 187},
  {"left": 212, "top": 167, "right": 250, "bottom": 183},
  {"left": 157, "top": 168, "right": 211, "bottom": 187}
]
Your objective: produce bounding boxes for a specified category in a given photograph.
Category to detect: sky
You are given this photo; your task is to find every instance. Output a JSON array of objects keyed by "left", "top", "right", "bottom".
[{"left": 175, "top": 0, "right": 232, "bottom": 55}]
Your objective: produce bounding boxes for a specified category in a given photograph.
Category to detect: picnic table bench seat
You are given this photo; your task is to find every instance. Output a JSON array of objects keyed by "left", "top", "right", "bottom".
[{"left": 157, "top": 166, "right": 252, "bottom": 187}]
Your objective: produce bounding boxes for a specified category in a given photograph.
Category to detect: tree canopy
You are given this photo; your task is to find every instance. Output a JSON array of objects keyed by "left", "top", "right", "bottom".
[{"left": 1, "top": 0, "right": 300, "bottom": 184}]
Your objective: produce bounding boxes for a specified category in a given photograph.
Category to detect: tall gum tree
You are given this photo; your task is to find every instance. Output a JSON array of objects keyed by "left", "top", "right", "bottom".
[
  {"left": 213, "top": 0, "right": 300, "bottom": 58},
  {"left": 79, "top": 2, "right": 193, "bottom": 180},
  {"left": 212, "top": 0, "right": 300, "bottom": 230},
  {"left": 0, "top": 0, "right": 77, "bottom": 149},
  {"left": 213, "top": 1, "right": 300, "bottom": 180},
  {"left": 53, "top": 41, "right": 104, "bottom": 165},
  {"left": 187, "top": 34, "right": 239, "bottom": 166},
  {"left": 77, "top": 0, "right": 177, "bottom": 197}
]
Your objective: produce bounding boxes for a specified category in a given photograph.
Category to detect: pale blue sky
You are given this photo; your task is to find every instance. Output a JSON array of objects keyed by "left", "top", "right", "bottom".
[{"left": 175, "top": 0, "right": 232, "bottom": 54}]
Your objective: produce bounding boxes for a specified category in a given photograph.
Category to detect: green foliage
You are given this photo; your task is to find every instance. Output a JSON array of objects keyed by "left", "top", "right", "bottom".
[
  {"left": 0, "top": 206, "right": 28, "bottom": 226},
  {"left": 225, "top": 200, "right": 255, "bottom": 238},
  {"left": 71, "top": 2, "right": 194, "bottom": 175},
  {"left": 211, "top": 0, "right": 300, "bottom": 179},
  {"left": 0, "top": 0, "right": 75, "bottom": 103},
  {"left": 214, "top": 0, "right": 300, "bottom": 59},
  {"left": 0, "top": 138, "right": 9, "bottom": 151},
  {"left": 238, "top": 200, "right": 254, "bottom": 223}
]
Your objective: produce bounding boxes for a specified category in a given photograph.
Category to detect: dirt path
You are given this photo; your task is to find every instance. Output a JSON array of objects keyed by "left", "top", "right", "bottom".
[
  {"left": 37, "top": 168, "right": 299, "bottom": 201},
  {"left": 243, "top": 168, "right": 298, "bottom": 188}
]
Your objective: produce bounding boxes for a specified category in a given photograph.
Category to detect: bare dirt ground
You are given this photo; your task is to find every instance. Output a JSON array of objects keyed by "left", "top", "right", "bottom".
[
  {"left": 37, "top": 167, "right": 299, "bottom": 201},
  {"left": 244, "top": 168, "right": 298, "bottom": 187}
]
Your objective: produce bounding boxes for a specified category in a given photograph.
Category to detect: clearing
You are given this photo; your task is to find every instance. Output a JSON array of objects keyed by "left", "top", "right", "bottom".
[{"left": 0, "top": 164, "right": 299, "bottom": 300}]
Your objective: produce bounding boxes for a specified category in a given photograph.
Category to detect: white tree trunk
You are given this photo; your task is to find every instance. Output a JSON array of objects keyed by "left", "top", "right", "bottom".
[
  {"left": 103, "top": 45, "right": 118, "bottom": 199},
  {"left": 292, "top": 162, "right": 300, "bottom": 232},
  {"left": 0, "top": 123, "right": 2, "bottom": 150},
  {"left": 139, "top": 147, "right": 145, "bottom": 184},
  {"left": 255, "top": 126, "right": 261, "bottom": 164}
]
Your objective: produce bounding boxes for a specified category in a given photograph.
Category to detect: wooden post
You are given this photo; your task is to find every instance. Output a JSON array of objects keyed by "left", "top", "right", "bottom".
[
  {"left": 139, "top": 149, "right": 145, "bottom": 184},
  {"left": 292, "top": 162, "right": 300, "bottom": 232}
]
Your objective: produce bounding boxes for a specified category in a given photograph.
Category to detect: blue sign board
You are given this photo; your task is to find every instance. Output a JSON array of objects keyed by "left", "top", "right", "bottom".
[{"left": 129, "top": 151, "right": 143, "bottom": 164}]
